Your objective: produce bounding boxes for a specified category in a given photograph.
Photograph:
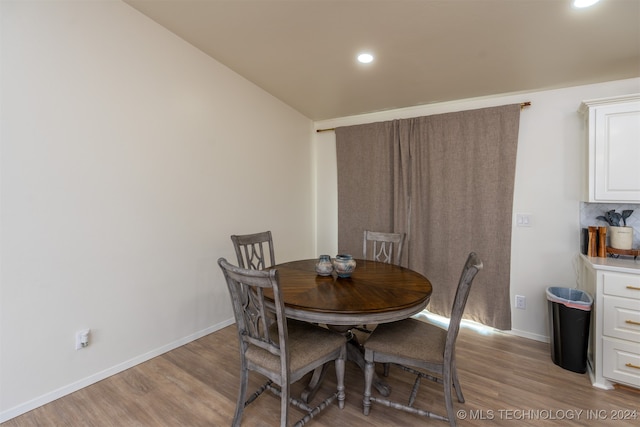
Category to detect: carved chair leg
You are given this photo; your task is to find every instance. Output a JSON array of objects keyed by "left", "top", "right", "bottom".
[
  {"left": 335, "top": 354, "right": 346, "bottom": 409},
  {"left": 363, "top": 360, "right": 375, "bottom": 416}
]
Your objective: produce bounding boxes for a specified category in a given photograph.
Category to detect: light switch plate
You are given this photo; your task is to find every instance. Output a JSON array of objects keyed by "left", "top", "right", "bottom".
[{"left": 516, "top": 214, "right": 533, "bottom": 227}]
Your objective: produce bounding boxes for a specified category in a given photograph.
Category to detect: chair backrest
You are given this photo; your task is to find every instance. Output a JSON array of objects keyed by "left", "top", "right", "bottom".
[
  {"left": 444, "top": 252, "right": 483, "bottom": 362},
  {"left": 231, "top": 231, "right": 276, "bottom": 270},
  {"left": 218, "top": 257, "right": 288, "bottom": 368},
  {"left": 363, "top": 230, "right": 406, "bottom": 265}
]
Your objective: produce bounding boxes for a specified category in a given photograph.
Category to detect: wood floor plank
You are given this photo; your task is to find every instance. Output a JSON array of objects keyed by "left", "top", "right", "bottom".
[{"left": 3, "top": 324, "right": 638, "bottom": 426}]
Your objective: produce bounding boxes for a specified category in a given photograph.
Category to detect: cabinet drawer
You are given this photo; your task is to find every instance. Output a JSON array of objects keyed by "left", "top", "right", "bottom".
[
  {"left": 603, "top": 296, "right": 640, "bottom": 342},
  {"left": 603, "top": 337, "right": 640, "bottom": 388},
  {"left": 602, "top": 272, "right": 640, "bottom": 299}
]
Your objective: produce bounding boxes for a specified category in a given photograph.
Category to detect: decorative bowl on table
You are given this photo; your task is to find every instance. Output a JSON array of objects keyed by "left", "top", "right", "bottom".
[
  {"left": 315, "top": 255, "right": 334, "bottom": 276},
  {"left": 332, "top": 254, "right": 356, "bottom": 278}
]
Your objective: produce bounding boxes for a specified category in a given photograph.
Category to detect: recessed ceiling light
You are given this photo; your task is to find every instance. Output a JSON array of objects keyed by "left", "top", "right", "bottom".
[
  {"left": 357, "top": 53, "right": 374, "bottom": 64},
  {"left": 573, "top": 0, "right": 600, "bottom": 8}
]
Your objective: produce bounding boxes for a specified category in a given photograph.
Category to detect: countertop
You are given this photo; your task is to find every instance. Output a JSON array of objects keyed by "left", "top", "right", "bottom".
[{"left": 580, "top": 253, "right": 640, "bottom": 274}]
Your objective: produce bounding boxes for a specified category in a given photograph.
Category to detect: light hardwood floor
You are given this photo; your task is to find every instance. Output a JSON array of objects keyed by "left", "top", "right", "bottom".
[{"left": 3, "top": 324, "right": 638, "bottom": 426}]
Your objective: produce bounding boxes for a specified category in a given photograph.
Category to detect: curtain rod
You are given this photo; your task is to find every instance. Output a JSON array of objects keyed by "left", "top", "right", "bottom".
[{"left": 315, "top": 101, "right": 532, "bottom": 133}]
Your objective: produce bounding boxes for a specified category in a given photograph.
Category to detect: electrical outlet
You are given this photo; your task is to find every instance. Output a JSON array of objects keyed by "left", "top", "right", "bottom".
[
  {"left": 515, "top": 295, "right": 526, "bottom": 310},
  {"left": 75, "top": 329, "right": 90, "bottom": 350}
]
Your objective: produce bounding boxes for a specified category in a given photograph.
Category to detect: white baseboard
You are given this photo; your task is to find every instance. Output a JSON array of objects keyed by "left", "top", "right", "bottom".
[
  {"left": 0, "top": 318, "right": 235, "bottom": 423},
  {"left": 507, "top": 328, "right": 549, "bottom": 343}
]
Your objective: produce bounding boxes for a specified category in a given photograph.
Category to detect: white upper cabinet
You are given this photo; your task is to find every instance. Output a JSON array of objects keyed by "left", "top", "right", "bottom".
[{"left": 579, "top": 94, "right": 640, "bottom": 203}]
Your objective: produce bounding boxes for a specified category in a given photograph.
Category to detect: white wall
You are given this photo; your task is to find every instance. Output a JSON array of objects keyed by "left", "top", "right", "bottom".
[
  {"left": 0, "top": 1, "right": 315, "bottom": 421},
  {"left": 313, "top": 78, "right": 640, "bottom": 342}
]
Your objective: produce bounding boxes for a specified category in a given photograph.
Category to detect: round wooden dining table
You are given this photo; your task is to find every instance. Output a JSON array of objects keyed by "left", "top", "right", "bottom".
[
  {"left": 266, "top": 258, "right": 432, "bottom": 400},
  {"left": 266, "top": 258, "right": 432, "bottom": 325}
]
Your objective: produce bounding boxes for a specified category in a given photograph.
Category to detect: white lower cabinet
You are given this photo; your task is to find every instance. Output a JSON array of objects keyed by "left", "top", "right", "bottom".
[{"left": 579, "top": 254, "right": 640, "bottom": 390}]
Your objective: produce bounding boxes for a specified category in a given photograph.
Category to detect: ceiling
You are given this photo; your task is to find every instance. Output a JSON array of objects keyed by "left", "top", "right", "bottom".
[{"left": 123, "top": 0, "right": 640, "bottom": 121}]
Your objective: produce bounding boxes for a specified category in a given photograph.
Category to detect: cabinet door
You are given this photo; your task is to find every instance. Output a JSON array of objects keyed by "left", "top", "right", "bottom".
[
  {"left": 602, "top": 337, "right": 640, "bottom": 388},
  {"left": 593, "top": 100, "right": 640, "bottom": 202},
  {"left": 603, "top": 296, "right": 640, "bottom": 342}
]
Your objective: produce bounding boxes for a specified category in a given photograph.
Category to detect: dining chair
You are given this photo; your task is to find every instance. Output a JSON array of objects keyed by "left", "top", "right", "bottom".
[
  {"left": 218, "top": 258, "right": 347, "bottom": 427},
  {"left": 231, "top": 230, "right": 275, "bottom": 270},
  {"left": 362, "top": 252, "right": 483, "bottom": 427},
  {"left": 363, "top": 230, "right": 406, "bottom": 265},
  {"left": 358, "top": 230, "right": 407, "bottom": 344}
]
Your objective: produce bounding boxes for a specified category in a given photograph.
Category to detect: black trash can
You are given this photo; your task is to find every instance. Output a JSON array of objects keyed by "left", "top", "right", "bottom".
[{"left": 546, "top": 287, "right": 593, "bottom": 373}]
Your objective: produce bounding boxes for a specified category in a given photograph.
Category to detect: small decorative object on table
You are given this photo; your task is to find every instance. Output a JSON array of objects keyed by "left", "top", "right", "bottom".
[
  {"left": 332, "top": 254, "right": 356, "bottom": 278},
  {"left": 596, "top": 209, "right": 634, "bottom": 250},
  {"left": 315, "top": 255, "right": 333, "bottom": 276}
]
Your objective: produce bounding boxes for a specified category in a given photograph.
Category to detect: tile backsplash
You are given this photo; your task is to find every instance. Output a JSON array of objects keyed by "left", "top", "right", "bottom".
[{"left": 580, "top": 203, "right": 640, "bottom": 250}]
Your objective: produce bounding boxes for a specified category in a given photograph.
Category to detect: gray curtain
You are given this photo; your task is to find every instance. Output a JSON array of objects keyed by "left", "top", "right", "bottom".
[
  {"left": 336, "top": 105, "right": 520, "bottom": 330},
  {"left": 335, "top": 121, "right": 398, "bottom": 256}
]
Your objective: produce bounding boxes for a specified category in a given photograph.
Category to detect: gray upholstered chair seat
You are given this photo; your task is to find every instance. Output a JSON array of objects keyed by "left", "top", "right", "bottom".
[
  {"left": 362, "top": 318, "right": 446, "bottom": 364},
  {"left": 247, "top": 320, "right": 347, "bottom": 374}
]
